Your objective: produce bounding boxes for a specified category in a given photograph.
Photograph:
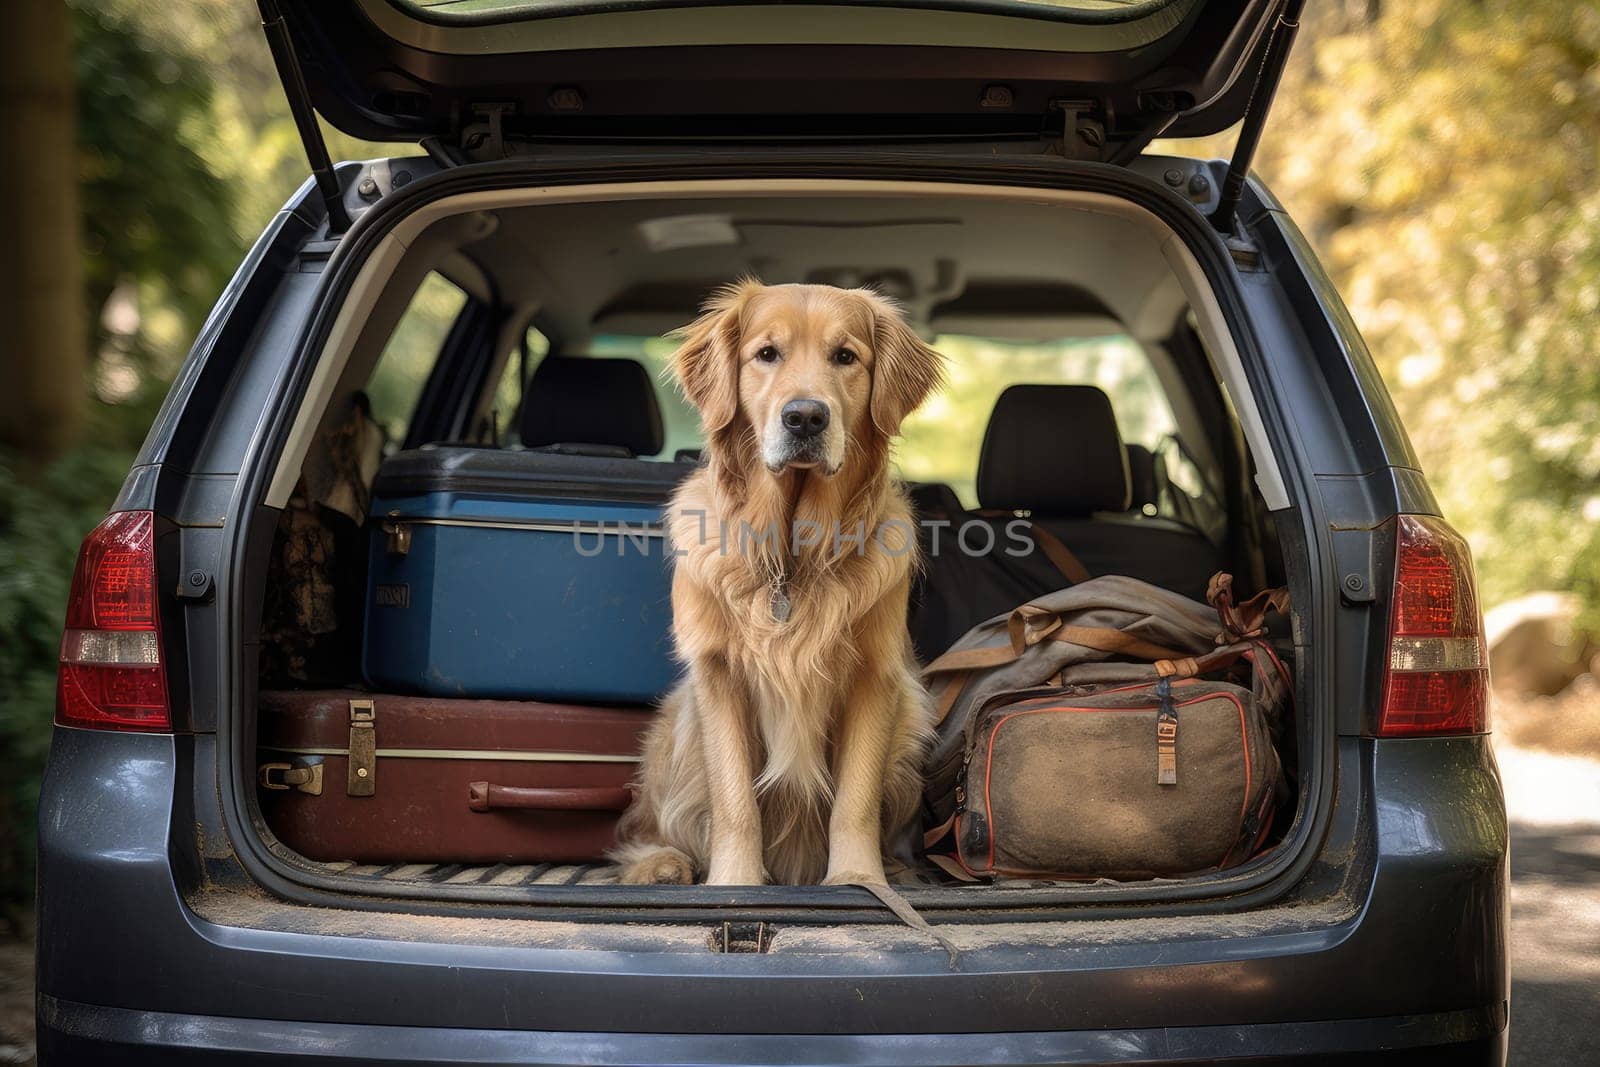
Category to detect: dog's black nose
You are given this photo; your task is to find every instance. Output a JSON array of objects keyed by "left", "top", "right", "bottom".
[{"left": 781, "top": 399, "right": 830, "bottom": 439}]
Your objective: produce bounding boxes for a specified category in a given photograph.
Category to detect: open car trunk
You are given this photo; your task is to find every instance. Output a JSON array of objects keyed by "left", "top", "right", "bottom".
[{"left": 233, "top": 158, "right": 1319, "bottom": 917}]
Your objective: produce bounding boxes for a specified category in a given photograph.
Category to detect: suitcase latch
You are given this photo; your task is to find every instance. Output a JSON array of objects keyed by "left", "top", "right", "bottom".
[
  {"left": 382, "top": 519, "right": 412, "bottom": 556},
  {"left": 257, "top": 761, "right": 324, "bottom": 795},
  {"left": 347, "top": 698, "right": 376, "bottom": 796}
]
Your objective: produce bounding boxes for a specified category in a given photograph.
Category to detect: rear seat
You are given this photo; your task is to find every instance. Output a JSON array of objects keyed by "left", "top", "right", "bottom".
[{"left": 908, "top": 384, "right": 1224, "bottom": 661}]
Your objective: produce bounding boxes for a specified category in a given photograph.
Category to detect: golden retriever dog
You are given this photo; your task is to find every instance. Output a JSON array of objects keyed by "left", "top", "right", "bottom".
[{"left": 612, "top": 280, "right": 944, "bottom": 886}]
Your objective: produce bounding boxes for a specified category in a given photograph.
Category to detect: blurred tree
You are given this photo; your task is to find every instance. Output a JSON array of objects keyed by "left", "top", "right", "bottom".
[
  {"left": 73, "top": 0, "right": 240, "bottom": 387},
  {"left": 0, "top": 1, "right": 243, "bottom": 921},
  {"left": 1174, "top": 0, "right": 1600, "bottom": 626},
  {"left": 0, "top": 2, "right": 87, "bottom": 460}
]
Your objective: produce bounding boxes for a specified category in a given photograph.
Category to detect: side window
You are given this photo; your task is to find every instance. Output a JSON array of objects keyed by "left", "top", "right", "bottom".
[
  {"left": 587, "top": 335, "right": 700, "bottom": 460},
  {"left": 896, "top": 334, "right": 1183, "bottom": 508},
  {"left": 489, "top": 327, "right": 551, "bottom": 447},
  {"left": 366, "top": 273, "right": 468, "bottom": 445}
]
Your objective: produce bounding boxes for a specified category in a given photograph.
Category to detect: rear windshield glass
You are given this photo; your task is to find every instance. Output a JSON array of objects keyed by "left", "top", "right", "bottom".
[
  {"left": 581, "top": 331, "right": 1195, "bottom": 511},
  {"left": 899, "top": 333, "right": 1179, "bottom": 507},
  {"left": 367, "top": 272, "right": 468, "bottom": 445}
]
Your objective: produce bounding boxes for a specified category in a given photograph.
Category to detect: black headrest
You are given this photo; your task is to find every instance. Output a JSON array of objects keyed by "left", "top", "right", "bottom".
[
  {"left": 976, "top": 385, "right": 1130, "bottom": 515},
  {"left": 520, "top": 356, "right": 663, "bottom": 457}
]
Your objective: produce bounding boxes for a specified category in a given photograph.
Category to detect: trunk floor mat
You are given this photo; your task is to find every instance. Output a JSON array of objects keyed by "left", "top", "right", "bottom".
[
  {"left": 316, "top": 860, "right": 620, "bottom": 886},
  {"left": 304, "top": 859, "right": 956, "bottom": 888}
]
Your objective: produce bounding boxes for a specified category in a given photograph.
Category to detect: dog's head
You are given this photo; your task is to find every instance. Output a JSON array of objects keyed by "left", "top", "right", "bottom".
[{"left": 671, "top": 280, "right": 943, "bottom": 478}]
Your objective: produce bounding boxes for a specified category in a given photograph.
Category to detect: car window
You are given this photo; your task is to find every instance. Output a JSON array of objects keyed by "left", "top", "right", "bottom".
[
  {"left": 543, "top": 330, "right": 1214, "bottom": 529},
  {"left": 485, "top": 326, "right": 551, "bottom": 446},
  {"left": 580, "top": 335, "right": 703, "bottom": 461},
  {"left": 365, "top": 272, "right": 469, "bottom": 445},
  {"left": 896, "top": 334, "right": 1183, "bottom": 509}
]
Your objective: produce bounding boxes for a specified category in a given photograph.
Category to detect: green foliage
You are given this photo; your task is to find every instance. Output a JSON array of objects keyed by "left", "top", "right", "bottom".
[
  {"left": 367, "top": 274, "right": 471, "bottom": 442},
  {"left": 0, "top": 399, "right": 160, "bottom": 925},
  {"left": 0, "top": 0, "right": 401, "bottom": 913},
  {"left": 72, "top": 1, "right": 240, "bottom": 355},
  {"left": 1242, "top": 0, "right": 1600, "bottom": 621},
  {"left": 0, "top": 3, "right": 252, "bottom": 915}
]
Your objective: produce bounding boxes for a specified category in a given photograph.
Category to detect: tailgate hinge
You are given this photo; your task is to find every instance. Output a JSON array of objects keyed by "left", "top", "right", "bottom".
[
  {"left": 1046, "top": 99, "right": 1108, "bottom": 161},
  {"left": 347, "top": 698, "right": 376, "bottom": 796}
]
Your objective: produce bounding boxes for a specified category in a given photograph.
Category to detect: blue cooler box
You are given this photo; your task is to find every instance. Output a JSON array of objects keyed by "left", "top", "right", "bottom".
[{"left": 363, "top": 447, "right": 693, "bottom": 703}]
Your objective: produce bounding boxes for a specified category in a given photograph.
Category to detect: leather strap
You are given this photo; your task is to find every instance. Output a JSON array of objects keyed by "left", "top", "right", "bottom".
[
  {"left": 1043, "top": 623, "right": 1192, "bottom": 662},
  {"left": 924, "top": 851, "right": 981, "bottom": 883},
  {"left": 923, "top": 616, "right": 1190, "bottom": 679},
  {"left": 467, "top": 783, "right": 632, "bottom": 813},
  {"left": 972, "top": 510, "right": 1092, "bottom": 586},
  {"left": 931, "top": 674, "right": 969, "bottom": 724},
  {"left": 922, "top": 813, "right": 958, "bottom": 850},
  {"left": 1023, "top": 521, "right": 1092, "bottom": 584},
  {"left": 854, "top": 882, "right": 961, "bottom": 967},
  {"left": 1155, "top": 678, "right": 1178, "bottom": 785},
  {"left": 1154, "top": 641, "right": 1251, "bottom": 680},
  {"left": 1208, "top": 572, "right": 1290, "bottom": 642},
  {"left": 923, "top": 642, "right": 1017, "bottom": 676}
]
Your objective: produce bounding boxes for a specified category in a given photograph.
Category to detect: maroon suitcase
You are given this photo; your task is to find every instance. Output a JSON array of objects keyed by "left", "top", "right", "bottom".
[{"left": 256, "top": 690, "right": 652, "bottom": 864}]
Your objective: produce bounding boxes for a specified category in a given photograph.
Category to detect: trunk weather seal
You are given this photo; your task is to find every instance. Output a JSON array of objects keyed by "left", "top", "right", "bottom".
[{"left": 217, "top": 151, "right": 1336, "bottom": 923}]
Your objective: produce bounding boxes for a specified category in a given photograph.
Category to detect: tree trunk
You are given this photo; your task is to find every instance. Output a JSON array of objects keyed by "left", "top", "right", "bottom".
[{"left": 0, "top": 2, "right": 86, "bottom": 460}]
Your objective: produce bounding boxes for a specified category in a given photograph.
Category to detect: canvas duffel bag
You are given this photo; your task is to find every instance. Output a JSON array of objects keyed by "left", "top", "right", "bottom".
[
  {"left": 914, "top": 572, "right": 1291, "bottom": 881},
  {"left": 948, "top": 676, "right": 1279, "bottom": 880}
]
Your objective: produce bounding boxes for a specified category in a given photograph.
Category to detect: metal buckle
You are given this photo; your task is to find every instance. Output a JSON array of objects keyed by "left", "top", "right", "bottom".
[{"left": 382, "top": 520, "right": 411, "bottom": 556}]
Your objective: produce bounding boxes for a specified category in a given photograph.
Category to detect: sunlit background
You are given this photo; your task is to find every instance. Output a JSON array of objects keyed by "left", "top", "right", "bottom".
[{"left": 1, "top": 1, "right": 1597, "bottom": 1059}]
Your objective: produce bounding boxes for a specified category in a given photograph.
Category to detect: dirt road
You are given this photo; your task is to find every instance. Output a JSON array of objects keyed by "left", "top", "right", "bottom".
[{"left": 1498, "top": 743, "right": 1600, "bottom": 1065}]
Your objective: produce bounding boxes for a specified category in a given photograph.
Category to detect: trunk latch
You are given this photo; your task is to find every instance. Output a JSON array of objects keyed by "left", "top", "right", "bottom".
[{"left": 710, "top": 921, "right": 773, "bottom": 954}]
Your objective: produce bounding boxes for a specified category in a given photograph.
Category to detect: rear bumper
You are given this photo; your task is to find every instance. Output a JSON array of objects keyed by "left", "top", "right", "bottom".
[
  {"left": 39, "top": 993, "right": 1507, "bottom": 1066},
  {"left": 36, "top": 730, "right": 1508, "bottom": 1060}
]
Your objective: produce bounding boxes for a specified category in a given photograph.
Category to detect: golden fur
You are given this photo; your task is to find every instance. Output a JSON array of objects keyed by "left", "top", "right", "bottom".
[{"left": 611, "top": 280, "right": 944, "bottom": 886}]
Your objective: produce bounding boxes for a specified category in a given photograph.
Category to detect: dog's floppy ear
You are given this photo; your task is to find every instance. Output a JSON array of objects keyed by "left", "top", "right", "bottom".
[
  {"left": 863, "top": 290, "right": 945, "bottom": 438},
  {"left": 670, "top": 279, "right": 760, "bottom": 435}
]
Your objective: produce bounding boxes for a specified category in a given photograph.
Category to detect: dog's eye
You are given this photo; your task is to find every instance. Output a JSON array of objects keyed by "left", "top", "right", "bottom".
[
  {"left": 755, "top": 345, "right": 781, "bottom": 363},
  {"left": 833, "top": 347, "right": 858, "bottom": 366}
]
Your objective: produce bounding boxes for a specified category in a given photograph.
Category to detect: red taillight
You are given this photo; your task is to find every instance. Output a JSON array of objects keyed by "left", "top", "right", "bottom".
[
  {"left": 1378, "top": 515, "right": 1489, "bottom": 737},
  {"left": 56, "top": 511, "right": 171, "bottom": 731}
]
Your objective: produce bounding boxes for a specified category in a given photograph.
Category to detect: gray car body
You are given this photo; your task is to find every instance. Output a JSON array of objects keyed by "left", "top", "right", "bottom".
[{"left": 34, "top": 152, "right": 1509, "bottom": 1065}]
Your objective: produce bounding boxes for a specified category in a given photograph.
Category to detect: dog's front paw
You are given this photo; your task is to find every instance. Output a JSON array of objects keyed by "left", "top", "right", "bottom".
[{"left": 619, "top": 846, "right": 696, "bottom": 885}]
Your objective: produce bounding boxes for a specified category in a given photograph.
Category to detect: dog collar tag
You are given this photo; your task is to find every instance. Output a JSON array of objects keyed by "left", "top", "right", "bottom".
[{"left": 770, "top": 583, "right": 792, "bottom": 623}]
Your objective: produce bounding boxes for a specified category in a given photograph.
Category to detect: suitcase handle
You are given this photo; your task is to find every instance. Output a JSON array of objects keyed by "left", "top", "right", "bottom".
[{"left": 467, "top": 782, "right": 632, "bottom": 813}]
